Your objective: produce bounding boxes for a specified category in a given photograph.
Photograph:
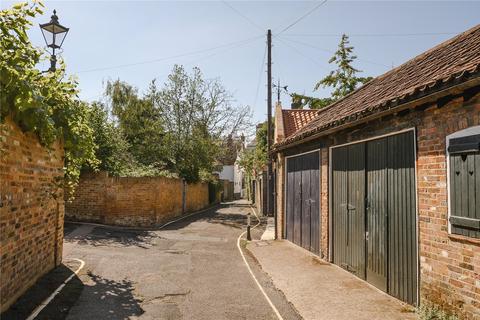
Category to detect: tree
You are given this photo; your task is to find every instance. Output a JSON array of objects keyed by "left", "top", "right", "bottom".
[
  {"left": 105, "top": 79, "right": 167, "bottom": 168},
  {"left": 290, "top": 93, "right": 333, "bottom": 110},
  {"left": 0, "top": 2, "right": 97, "bottom": 193},
  {"left": 291, "top": 34, "right": 372, "bottom": 110},
  {"left": 96, "top": 66, "right": 251, "bottom": 182},
  {"left": 86, "top": 102, "right": 132, "bottom": 175},
  {"left": 149, "top": 65, "right": 251, "bottom": 182},
  {"left": 314, "top": 34, "right": 372, "bottom": 100},
  {"left": 238, "top": 122, "right": 269, "bottom": 176}
]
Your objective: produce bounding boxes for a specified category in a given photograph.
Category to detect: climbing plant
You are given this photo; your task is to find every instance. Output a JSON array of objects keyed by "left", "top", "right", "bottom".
[{"left": 0, "top": 1, "right": 98, "bottom": 195}]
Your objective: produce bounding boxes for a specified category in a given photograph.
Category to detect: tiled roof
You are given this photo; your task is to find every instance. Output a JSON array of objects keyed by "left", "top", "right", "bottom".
[
  {"left": 282, "top": 109, "right": 318, "bottom": 138},
  {"left": 277, "top": 24, "right": 480, "bottom": 148}
]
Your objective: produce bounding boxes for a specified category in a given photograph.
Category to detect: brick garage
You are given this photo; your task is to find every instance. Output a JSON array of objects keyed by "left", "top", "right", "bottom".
[
  {"left": 273, "top": 25, "right": 480, "bottom": 318},
  {"left": 66, "top": 172, "right": 211, "bottom": 227},
  {"left": 0, "top": 118, "right": 64, "bottom": 312}
]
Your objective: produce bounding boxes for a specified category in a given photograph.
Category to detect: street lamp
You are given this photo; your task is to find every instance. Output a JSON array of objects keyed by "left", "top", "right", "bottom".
[{"left": 39, "top": 10, "right": 69, "bottom": 72}]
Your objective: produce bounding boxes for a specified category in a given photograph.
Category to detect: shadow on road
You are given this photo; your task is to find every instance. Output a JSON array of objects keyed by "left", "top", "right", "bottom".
[
  {"left": 65, "top": 224, "right": 155, "bottom": 249},
  {"left": 1, "top": 263, "right": 84, "bottom": 320},
  {"left": 67, "top": 272, "right": 144, "bottom": 320}
]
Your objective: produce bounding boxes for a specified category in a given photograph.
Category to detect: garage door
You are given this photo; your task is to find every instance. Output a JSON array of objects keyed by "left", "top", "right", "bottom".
[
  {"left": 285, "top": 151, "right": 320, "bottom": 255},
  {"left": 332, "top": 131, "right": 417, "bottom": 305}
]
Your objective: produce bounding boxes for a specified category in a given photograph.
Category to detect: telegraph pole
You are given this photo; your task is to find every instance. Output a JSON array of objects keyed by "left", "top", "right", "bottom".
[{"left": 266, "top": 29, "right": 273, "bottom": 218}]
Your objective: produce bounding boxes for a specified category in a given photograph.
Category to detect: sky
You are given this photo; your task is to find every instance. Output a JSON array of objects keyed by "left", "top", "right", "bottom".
[{"left": 3, "top": 1, "right": 480, "bottom": 124}]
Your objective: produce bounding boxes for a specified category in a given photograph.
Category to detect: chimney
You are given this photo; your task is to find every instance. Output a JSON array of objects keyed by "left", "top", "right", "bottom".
[{"left": 274, "top": 101, "right": 285, "bottom": 143}]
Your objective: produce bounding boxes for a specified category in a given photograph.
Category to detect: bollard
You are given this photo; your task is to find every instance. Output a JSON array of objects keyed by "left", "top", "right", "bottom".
[{"left": 247, "top": 214, "right": 252, "bottom": 241}]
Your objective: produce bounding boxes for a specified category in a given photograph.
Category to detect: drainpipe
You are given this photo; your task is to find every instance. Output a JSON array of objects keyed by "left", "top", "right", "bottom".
[
  {"left": 273, "top": 160, "right": 277, "bottom": 240},
  {"left": 182, "top": 179, "right": 186, "bottom": 214}
]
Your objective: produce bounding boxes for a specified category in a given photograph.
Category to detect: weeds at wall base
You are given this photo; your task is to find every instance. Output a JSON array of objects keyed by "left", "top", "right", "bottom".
[{"left": 416, "top": 303, "right": 459, "bottom": 320}]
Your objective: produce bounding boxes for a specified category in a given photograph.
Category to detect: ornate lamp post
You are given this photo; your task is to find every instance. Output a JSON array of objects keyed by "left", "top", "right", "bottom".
[{"left": 39, "top": 10, "right": 69, "bottom": 72}]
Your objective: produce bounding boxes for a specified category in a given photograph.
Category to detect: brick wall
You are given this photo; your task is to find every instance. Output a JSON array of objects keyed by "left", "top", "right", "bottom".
[
  {"left": 276, "top": 89, "right": 480, "bottom": 318},
  {"left": 66, "top": 172, "right": 211, "bottom": 227},
  {"left": 416, "top": 95, "right": 480, "bottom": 319},
  {"left": 0, "top": 118, "right": 64, "bottom": 312}
]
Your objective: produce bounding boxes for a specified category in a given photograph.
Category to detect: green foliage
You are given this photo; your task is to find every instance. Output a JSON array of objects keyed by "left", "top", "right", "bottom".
[
  {"left": 98, "top": 65, "right": 251, "bottom": 183},
  {"left": 106, "top": 80, "right": 166, "bottom": 167},
  {"left": 85, "top": 101, "right": 176, "bottom": 178},
  {"left": 290, "top": 93, "right": 333, "bottom": 110},
  {"left": 0, "top": 2, "right": 97, "bottom": 194},
  {"left": 291, "top": 34, "right": 371, "bottom": 110},
  {"left": 238, "top": 121, "right": 271, "bottom": 183},
  {"left": 416, "top": 303, "right": 458, "bottom": 320},
  {"left": 86, "top": 102, "right": 132, "bottom": 174},
  {"left": 314, "top": 34, "right": 372, "bottom": 99}
]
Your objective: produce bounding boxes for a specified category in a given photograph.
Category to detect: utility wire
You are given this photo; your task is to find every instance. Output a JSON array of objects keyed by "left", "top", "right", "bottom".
[
  {"left": 185, "top": 35, "right": 263, "bottom": 67},
  {"left": 81, "top": 36, "right": 263, "bottom": 102},
  {"left": 281, "top": 32, "right": 459, "bottom": 37},
  {"left": 77, "top": 35, "right": 263, "bottom": 73},
  {"left": 275, "top": 37, "right": 329, "bottom": 71},
  {"left": 276, "top": 0, "right": 327, "bottom": 35},
  {"left": 222, "top": 1, "right": 263, "bottom": 31},
  {"left": 280, "top": 36, "right": 390, "bottom": 68},
  {"left": 253, "top": 43, "right": 267, "bottom": 108}
]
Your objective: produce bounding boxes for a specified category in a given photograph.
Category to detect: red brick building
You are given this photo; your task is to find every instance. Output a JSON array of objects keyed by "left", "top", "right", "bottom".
[{"left": 272, "top": 25, "right": 480, "bottom": 318}]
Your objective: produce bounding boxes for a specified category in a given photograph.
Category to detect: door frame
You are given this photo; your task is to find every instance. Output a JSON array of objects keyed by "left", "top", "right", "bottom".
[
  {"left": 328, "top": 127, "right": 419, "bottom": 304},
  {"left": 284, "top": 149, "right": 321, "bottom": 252}
]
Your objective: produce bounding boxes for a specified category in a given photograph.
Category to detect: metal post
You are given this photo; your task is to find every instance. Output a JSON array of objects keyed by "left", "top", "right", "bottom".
[
  {"left": 50, "top": 47, "right": 57, "bottom": 72},
  {"left": 247, "top": 213, "right": 252, "bottom": 241}
]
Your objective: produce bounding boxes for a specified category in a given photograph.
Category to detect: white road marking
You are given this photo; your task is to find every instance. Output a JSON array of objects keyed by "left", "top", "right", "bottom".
[
  {"left": 236, "top": 207, "right": 284, "bottom": 320},
  {"left": 26, "top": 258, "right": 85, "bottom": 320}
]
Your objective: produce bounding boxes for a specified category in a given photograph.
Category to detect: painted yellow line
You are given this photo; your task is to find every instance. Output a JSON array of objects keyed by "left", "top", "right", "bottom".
[
  {"left": 26, "top": 258, "right": 85, "bottom": 320},
  {"left": 236, "top": 207, "right": 284, "bottom": 320}
]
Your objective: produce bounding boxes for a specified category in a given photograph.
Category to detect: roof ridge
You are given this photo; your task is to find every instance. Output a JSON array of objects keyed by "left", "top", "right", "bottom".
[
  {"left": 313, "top": 23, "right": 480, "bottom": 118},
  {"left": 275, "top": 23, "right": 480, "bottom": 148}
]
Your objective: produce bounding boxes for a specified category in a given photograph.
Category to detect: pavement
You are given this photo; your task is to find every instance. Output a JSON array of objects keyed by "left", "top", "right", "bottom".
[
  {"left": 246, "top": 240, "right": 417, "bottom": 320},
  {"left": 59, "top": 200, "right": 301, "bottom": 320}
]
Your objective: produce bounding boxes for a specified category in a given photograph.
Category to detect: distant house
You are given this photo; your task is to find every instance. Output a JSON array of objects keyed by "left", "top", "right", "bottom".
[
  {"left": 272, "top": 25, "right": 480, "bottom": 318},
  {"left": 216, "top": 135, "right": 244, "bottom": 201}
]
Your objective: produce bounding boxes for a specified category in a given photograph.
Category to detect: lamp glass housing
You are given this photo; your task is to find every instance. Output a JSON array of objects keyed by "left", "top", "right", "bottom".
[{"left": 40, "top": 14, "right": 69, "bottom": 49}]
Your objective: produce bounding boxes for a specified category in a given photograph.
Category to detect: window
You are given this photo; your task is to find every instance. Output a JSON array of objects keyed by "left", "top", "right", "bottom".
[{"left": 447, "top": 128, "right": 480, "bottom": 239}]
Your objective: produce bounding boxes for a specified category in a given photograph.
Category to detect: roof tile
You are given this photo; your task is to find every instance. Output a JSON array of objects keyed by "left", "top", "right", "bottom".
[
  {"left": 278, "top": 24, "right": 480, "bottom": 147},
  {"left": 282, "top": 109, "right": 318, "bottom": 138}
]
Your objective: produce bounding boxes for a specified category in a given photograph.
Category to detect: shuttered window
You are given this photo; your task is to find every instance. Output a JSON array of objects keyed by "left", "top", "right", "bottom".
[{"left": 448, "top": 134, "right": 480, "bottom": 238}]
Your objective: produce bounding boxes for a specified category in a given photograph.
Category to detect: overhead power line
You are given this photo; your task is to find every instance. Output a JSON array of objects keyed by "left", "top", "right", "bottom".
[
  {"left": 276, "top": 37, "right": 329, "bottom": 71},
  {"left": 77, "top": 35, "right": 263, "bottom": 73},
  {"left": 279, "top": 36, "right": 390, "bottom": 68},
  {"left": 277, "top": 0, "right": 328, "bottom": 35},
  {"left": 253, "top": 43, "right": 267, "bottom": 108},
  {"left": 222, "top": 1, "right": 263, "bottom": 31},
  {"left": 282, "top": 32, "right": 460, "bottom": 37},
  {"left": 184, "top": 35, "right": 263, "bottom": 68}
]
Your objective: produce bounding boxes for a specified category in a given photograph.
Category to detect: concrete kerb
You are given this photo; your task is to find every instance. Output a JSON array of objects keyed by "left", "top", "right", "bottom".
[{"left": 26, "top": 259, "right": 85, "bottom": 320}]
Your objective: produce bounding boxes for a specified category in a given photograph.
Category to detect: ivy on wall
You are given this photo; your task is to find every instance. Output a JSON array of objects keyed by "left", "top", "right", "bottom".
[{"left": 0, "top": 1, "right": 98, "bottom": 195}]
